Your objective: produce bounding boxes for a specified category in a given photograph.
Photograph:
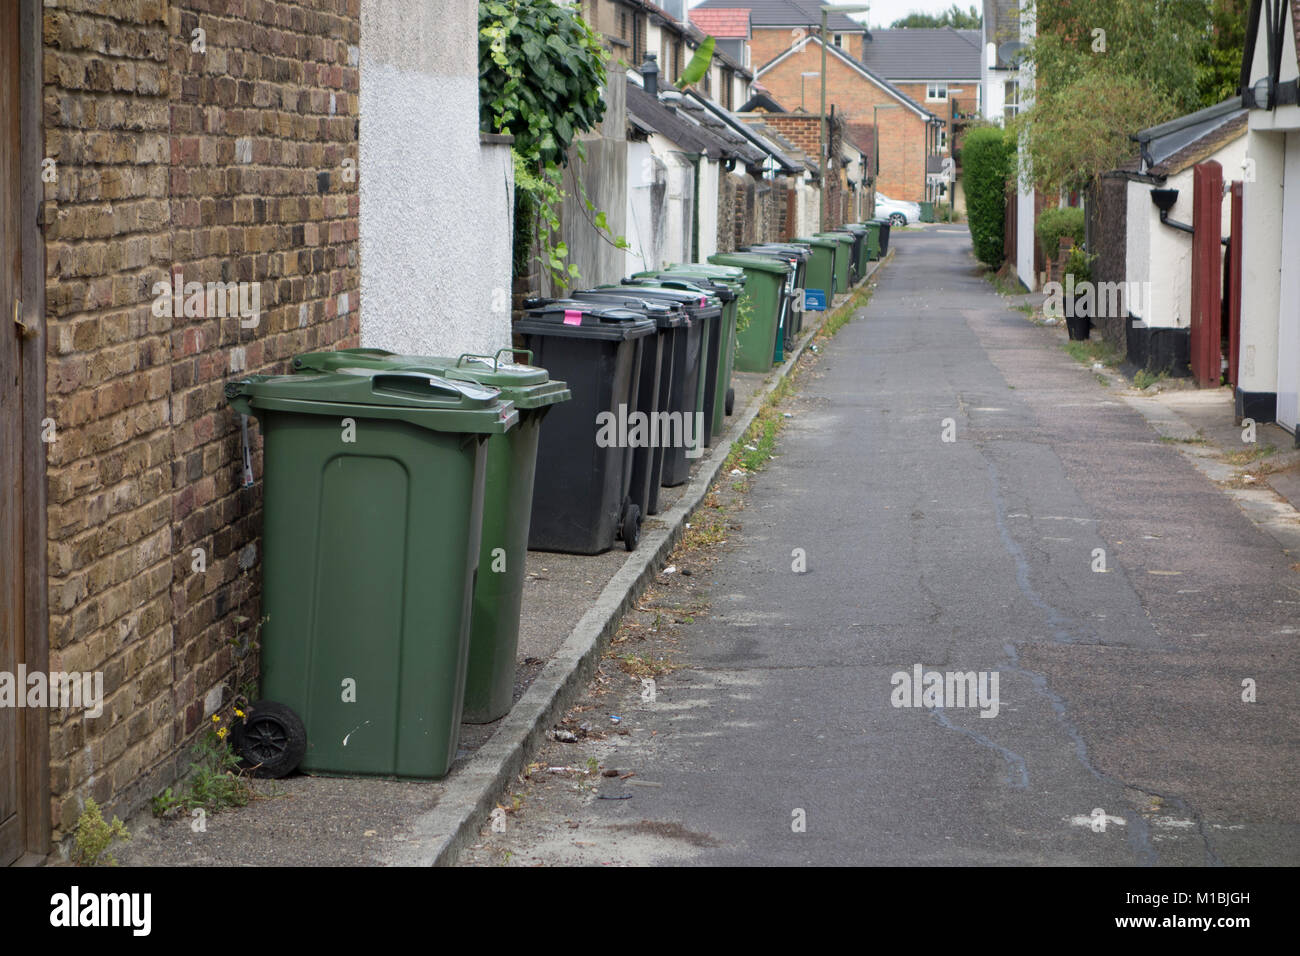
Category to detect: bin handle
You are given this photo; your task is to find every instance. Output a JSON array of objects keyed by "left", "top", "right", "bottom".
[
  {"left": 452, "top": 348, "right": 533, "bottom": 369},
  {"left": 452, "top": 349, "right": 533, "bottom": 371},
  {"left": 371, "top": 371, "right": 466, "bottom": 402},
  {"left": 494, "top": 347, "right": 533, "bottom": 368}
]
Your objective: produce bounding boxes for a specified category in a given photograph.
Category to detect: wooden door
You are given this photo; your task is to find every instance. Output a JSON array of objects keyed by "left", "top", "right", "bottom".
[
  {"left": 1, "top": 0, "right": 27, "bottom": 867},
  {"left": 1, "top": 0, "right": 48, "bottom": 867}
]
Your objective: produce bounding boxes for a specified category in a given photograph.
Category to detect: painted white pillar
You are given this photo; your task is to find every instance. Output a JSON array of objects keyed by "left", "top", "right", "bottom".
[{"left": 1238, "top": 128, "right": 1285, "bottom": 397}]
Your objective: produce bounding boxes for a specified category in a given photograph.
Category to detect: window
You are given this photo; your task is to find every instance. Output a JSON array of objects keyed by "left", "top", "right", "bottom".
[
  {"left": 1003, "top": 78, "right": 1019, "bottom": 123},
  {"left": 833, "top": 33, "right": 843, "bottom": 47},
  {"left": 926, "top": 82, "right": 948, "bottom": 101},
  {"left": 938, "top": 127, "right": 947, "bottom": 151}
]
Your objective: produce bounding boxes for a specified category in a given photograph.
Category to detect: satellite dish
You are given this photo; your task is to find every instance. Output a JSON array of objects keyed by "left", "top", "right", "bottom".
[{"left": 998, "top": 41, "right": 1026, "bottom": 68}]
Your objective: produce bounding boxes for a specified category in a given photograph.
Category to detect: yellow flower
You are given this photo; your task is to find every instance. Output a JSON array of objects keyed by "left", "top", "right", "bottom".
[
  {"left": 211, "top": 714, "right": 221, "bottom": 723},
  {"left": 234, "top": 708, "right": 245, "bottom": 718},
  {"left": 216, "top": 727, "right": 228, "bottom": 739}
]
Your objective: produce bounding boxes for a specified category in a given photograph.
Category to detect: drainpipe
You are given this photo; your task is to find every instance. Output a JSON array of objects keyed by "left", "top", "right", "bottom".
[{"left": 692, "top": 153, "right": 702, "bottom": 262}]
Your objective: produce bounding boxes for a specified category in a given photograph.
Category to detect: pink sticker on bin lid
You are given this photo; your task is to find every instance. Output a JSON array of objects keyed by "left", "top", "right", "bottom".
[
  {"left": 699, "top": 297, "right": 707, "bottom": 306},
  {"left": 563, "top": 309, "right": 583, "bottom": 326}
]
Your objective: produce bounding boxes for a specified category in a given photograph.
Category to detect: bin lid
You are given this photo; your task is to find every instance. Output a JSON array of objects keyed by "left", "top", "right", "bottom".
[
  {"left": 662, "top": 263, "right": 747, "bottom": 283},
  {"left": 814, "top": 232, "right": 855, "bottom": 245},
  {"left": 621, "top": 276, "right": 735, "bottom": 304},
  {"left": 791, "top": 236, "right": 839, "bottom": 249},
  {"left": 593, "top": 284, "right": 721, "bottom": 318},
  {"left": 631, "top": 274, "right": 738, "bottom": 303},
  {"left": 707, "top": 252, "right": 793, "bottom": 275},
  {"left": 517, "top": 299, "right": 656, "bottom": 341},
  {"left": 290, "top": 348, "right": 571, "bottom": 410},
  {"left": 565, "top": 290, "right": 687, "bottom": 329},
  {"left": 744, "top": 244, "right": 812, "bottom": 259},
  {"left": 225, "top": 368, "right": 519, "bottom": 434}
]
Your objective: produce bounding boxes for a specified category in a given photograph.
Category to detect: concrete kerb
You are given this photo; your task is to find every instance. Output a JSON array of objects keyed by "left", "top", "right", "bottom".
[{"left": 394, "top": 254, "right": 890, "bottom": 867}]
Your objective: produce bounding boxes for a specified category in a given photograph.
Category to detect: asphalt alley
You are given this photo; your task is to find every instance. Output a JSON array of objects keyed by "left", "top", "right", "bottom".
[{"left": 472, "top": 226, "right": 1300, "bottom": 866}]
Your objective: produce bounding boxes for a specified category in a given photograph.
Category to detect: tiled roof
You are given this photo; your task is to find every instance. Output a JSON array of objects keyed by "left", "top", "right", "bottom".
[
  {"left": 689, "top": 7, "right": 752, "bottom": 38},
  {"left": 693, "top": 0, "right": 868, "bottom": 33},
  {"left": 860, "top": 28, "right": 981, "bottom": 81},
  {"left": 759, "top": 36, "right": 940, "bottom": 120}
]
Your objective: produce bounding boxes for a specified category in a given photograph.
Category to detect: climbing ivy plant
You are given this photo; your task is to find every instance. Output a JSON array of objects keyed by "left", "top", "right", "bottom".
[{"left": 479, "top": 0, "right": 627, "bottom": 289}]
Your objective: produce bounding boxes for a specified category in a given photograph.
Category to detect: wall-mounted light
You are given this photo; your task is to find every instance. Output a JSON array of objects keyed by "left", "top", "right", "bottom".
[{"left": 1252, "top": 76, "right": 1274, "bottom": 111}]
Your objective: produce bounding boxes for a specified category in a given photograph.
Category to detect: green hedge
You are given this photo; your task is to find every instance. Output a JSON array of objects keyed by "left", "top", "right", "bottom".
[
  {"left": 963, "top": 126, "right": 1014, "bottom": 267},
  {"left": 1035, "top": 206, "right": 1086, "bottom": 263}
]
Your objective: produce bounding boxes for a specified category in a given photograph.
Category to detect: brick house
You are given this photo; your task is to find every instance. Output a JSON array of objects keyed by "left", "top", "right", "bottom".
[
  {"left": 755, "top": 34, "right": 942, "bottom": 204},
  {"left": 859, "top": 28, "right": 981, "bottom": 162},
  {"left": 1, "top": 0, "right": 513, "bottom": 864},
  {"left": 694, "top": 0, "right": 871, "bottom": 66}
]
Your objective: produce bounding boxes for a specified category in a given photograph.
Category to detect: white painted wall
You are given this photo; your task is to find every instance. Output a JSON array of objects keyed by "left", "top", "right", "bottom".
[
  {"left": 1124, "top": 179, "right": 1152, "bottom": 322},
  {"left": 1123, "top": 136, "right": 1245, "bottom": 329},
  {"left": 624, "top": 132, "right": 700, "bottom": 272},
  {"left": 358, "top": 0, "right": 512, "bottom": 356},
  {"left": 660, "top": 144, "right": 696, "bottom": 266},
  {"left": 1276, "top": 132, "right": 1300, "bottom": 430},
  {"left": 1239, "top": 128, "right": 1286, "bottom": 396},
  {"left": 1012, "top": 5, "right": 1036, "bottom": 290},
  {"left": 697, "top": 157, "right": 720, "bottom": 261},
  {"left": 625, "top": 139, "right": 661, "bottom": 274},
  {"left": 797, "top": 180, "right": 821, "bottom": 237}
]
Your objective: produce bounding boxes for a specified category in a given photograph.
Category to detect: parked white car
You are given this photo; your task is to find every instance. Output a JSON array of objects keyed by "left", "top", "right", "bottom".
[{"left": 873, "top": 193, "right": 922, "bottom": 226}]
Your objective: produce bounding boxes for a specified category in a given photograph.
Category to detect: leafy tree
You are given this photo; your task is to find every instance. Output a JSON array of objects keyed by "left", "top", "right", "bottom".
[
  {"left": 890, "top": 5, "right": 981, "bottom": 29},
  {"left": 1014, "top": 68, "right": 1172, "bottom": 194},
  {"left": 1196, "top": 0, "right": 1250, "bottom": 106},
  {"left": 1014, "top": 0, "right": 1213, "bottom": 193}
]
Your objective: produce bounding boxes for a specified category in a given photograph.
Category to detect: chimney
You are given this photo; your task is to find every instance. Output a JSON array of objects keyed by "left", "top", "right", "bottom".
[{"left": 642, "top": 53, "right": 659, "bottom": 98}]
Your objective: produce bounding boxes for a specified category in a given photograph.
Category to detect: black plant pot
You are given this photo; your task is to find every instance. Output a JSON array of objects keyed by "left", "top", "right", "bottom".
[{"left": 1066, "top": 293, "right": 1090, "bottom": 340}]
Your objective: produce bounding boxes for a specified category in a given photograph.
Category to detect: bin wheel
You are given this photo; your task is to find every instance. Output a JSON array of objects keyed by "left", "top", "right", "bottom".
[
  {"left": 232, "top": 700, "right": 307, "bottom": 779},
  {"left": 622, "top": 503, "right": 641, "bottom": 552},
  {"left": 725, "top": 387, "right": 735, "bottom": 416}
]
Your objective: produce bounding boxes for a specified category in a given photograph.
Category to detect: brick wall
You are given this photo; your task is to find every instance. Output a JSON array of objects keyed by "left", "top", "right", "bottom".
[
  {"left": 892, "top": 81, "right": 976, "bottom": 155},
  {"left": 717, "top": 171, "right": 738, "bottom": 253},
  {"left": 758, "top": 44, "right": 931, "bottom": 202},
  {"left": 41, "top": 0, "right": 360, "bottom": 846},
  {"left": 749, "top": 27, "right": 867, "bottom": 74}
]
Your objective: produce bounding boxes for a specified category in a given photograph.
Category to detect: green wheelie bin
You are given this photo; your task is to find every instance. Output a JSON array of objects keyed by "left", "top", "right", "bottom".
[
  {"left": 290, "top": 347, "right": 571, "bottom": 725},
  {"left": 919, "top": 201, "right": 935, "bottom": 223},
  {"left": 791, "top": 237, "right": 837, "bottom": 303},
  {"left": 225, "top": 367, "right": 519, "bottom": 778},
  {"left": 815, "top": 232, "right": 854, "bottom": 296},
  {"left": 707, "top": 252, "right": 793, "bottom": 373},
  {"left": 858, "top": 221, "right": 881, "bottom": 260}
]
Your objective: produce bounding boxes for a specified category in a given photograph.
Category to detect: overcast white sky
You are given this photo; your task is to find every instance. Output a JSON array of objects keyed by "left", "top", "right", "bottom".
[{"left": 687, "top": 1, "right": 978, "bottom": 32}]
